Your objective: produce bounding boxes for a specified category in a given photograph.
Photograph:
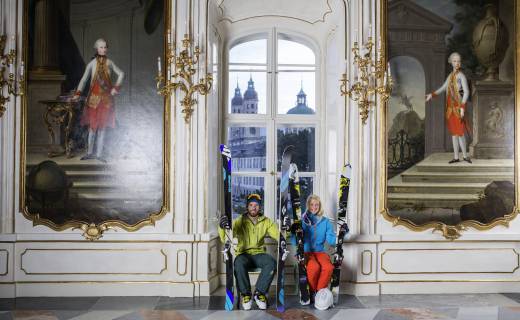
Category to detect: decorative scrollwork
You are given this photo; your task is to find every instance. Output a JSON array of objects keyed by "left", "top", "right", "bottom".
[{"left": 156, "top": 33, "right": 212, "bottom": 123}]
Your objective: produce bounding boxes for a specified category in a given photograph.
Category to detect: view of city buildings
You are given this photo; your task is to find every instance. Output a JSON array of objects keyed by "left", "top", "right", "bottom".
[{"left": 229, "top": 76, "right": 314, "bottom": 214}]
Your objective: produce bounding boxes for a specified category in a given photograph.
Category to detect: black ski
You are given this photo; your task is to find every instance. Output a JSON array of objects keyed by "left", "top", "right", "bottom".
[
  {"left": 220, "top": 144, "right": 235, "bottom": 311},
  {"left": 276, "top": 145, "right": 293, "bottom": 312},
  {"left": 330, "top": 163, "right": 351, "bottom": 304},
  {"left": 288, "top": 163, "right": 310, "bottom": 305}
]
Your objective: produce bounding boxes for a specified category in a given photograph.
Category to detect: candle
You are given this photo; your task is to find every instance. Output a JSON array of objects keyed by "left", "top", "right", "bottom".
[
  {"left": 378, "top": 36, "right": 382, "bottom": 52},
  {"left": 354, "top": 29, "right": 358, "bottom": 43},
  {"left": 157, "top": 56, "right": 161, "bottom": 74},
  {"left": 384, "top": 71, "right": 387, "bottom": 86},
  {"left": 20, "top": 61, "right": 24, "bottom": 77},
  {"left": 387, "top": 62, "right": 391, "bottom": 77},
  {"left": 344, "top": 59, "right": 348, "bottom": 74},
  {"left": 0, "top": 1, "right": 3, "bottom": 35},
  {"left": 167, "top": 29, "right": 171, "bottom": 45},
  {"left": 185, "top": 0, "right": 189, "bottom": 36},
  {"left": 368, "top": 24, "right": 372, "bottom": 38}
]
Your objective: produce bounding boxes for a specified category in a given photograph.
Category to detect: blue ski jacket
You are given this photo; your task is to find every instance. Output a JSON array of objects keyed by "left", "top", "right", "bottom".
[{"left": 292, "top": 212, "right": 336, "bottom": 253}]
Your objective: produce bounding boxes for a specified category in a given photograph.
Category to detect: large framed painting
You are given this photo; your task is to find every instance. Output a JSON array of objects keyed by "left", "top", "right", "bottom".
[
  {"left": 20, "top": 0, "right": 170, "bottom": 240},
  {"left": 380, "top": 0, "right": 519, "bottom": 239}
]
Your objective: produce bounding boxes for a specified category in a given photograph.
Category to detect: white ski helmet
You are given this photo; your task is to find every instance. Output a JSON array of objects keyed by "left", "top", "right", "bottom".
[{"left": 314, "top": 288, "right": 333, "bottom": 310}]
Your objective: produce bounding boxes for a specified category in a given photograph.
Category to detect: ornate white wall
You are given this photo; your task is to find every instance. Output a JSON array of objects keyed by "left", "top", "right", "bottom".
[{"left": 0, "top": 0, "right": 519, "bottom": 298}]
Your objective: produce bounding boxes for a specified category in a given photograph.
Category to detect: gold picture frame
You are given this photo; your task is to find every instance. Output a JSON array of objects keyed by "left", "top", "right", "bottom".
[
  {"left": 379, "top": 0, "right": 519, "bottom": 240},
  {"left": 19, "top": 0, "right": 172, "bottom": 240}
]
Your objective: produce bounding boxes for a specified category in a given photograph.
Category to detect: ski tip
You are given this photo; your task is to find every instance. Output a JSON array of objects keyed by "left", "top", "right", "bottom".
[
  {"left": 282, "top": 145, "right": 295, "bottom": 154},
  {"left": 224, "top": 293, "right": 234, "bottom": 311},
  {"left": 224, "top": 302, "right": 234, "bottom": 311}
]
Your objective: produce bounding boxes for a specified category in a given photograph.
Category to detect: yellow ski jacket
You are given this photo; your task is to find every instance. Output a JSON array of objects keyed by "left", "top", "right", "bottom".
[{"left": 218, "top": 214, "right": 279, "bottom": 256}]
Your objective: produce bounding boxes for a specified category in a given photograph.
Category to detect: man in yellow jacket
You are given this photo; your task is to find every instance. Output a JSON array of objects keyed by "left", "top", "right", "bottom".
[{"left": 218, "top": 193, "right": 283, "bottom": 311}]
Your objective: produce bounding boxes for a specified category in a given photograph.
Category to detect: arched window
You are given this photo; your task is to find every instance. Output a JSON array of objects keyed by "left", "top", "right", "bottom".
[{"left": 226, "top": 29, "right": 319, "bottom": 219}]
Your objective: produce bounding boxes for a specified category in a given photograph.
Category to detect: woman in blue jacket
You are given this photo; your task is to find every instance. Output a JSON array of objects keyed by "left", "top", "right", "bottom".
[{"left": 301, "top": 194, "right": 336, "bottom": 297}]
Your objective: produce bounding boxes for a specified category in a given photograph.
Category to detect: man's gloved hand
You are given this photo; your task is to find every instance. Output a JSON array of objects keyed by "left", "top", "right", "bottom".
[
  {"left": 219, "top": 215, "right": 230, "bottom": 229},
  {"left": 281, "top": 248, "right": 289, "bottom": 261}
]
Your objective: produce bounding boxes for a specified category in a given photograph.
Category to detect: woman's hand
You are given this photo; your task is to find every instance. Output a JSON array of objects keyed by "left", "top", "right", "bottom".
[
  {"left": 425, "top": 93, "right": 432, "bottom": 102},
  {"left": 111, "top": 88, "right": 118, "bottom": 96},
  {"left": 460, "top": 108, "right": 465, "bottom": 118}
]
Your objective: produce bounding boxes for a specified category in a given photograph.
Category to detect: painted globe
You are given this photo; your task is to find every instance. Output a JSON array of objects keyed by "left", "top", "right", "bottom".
[{"left": 27, "top": 160, "right": 70, "bottom": 204}]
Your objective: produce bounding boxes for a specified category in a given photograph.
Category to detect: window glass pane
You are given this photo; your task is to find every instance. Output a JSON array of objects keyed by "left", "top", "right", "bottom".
[
  {"left": 276, "top": 177, "right": 314, "bottom": 217},
  {"left": 228, "top": 72, "right": 267, "bottom": 114},
  {"left": 230, "top": 39, "right": 267, "bottom": 64},
  {"left": 228, "top": 126, "right": 266, "bottom": 172},
  {"left": 277, "top": 127, "right": 315, "bottom": 172},
  {"left": 277, "top": 72, "right": 315, "bottom": 115},
  {"left": 229, "top": 65, "right": 267, "bottom": 71},
  {"left": 277, "top": 39, "right": 315, "bottom": 65},
  {"left": 232, "top": 176, "right": 264, "bottom": 217},
  {"left": 278, "top": 65, "right": 316, "bottom": 71}
]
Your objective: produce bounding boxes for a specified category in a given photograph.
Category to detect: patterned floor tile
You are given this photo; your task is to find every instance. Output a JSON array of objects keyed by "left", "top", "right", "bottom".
[
  {"left": 330, "top": 309, "right": 380, "bottom": 320},
  {"left": 67, "top": 310, "right": 134, "bottom": 320},
  {"left": 382, "top": 308, "right": 457, "bottom": 320},
  {"left": 114, "top": 310, "right": 191, "bottom": 320},
  {"left": 155, "top": 297, "right": 211, "bottom": 310},
  {"left": 334, "top": 295, "right": 366, "bottom": 309},
  {"left": 498, "top": 306, "right": 520, "bottom": 320},
  {"left": 456, "top": 307, "right": 498, "bottom": 320},
  {"left": 168, "top": 310, "right": 215, "bottom": 320},
  {"left": 13, "top": 298, "right": 99, "bottom": 311},
  {"left": 51, "top": 310, "right": 91, "bottom": 320},
  {"left": 197, "top": 310, "right": 272, "bottom": 320},
  {"left": 358, "top": 294, "right": 519, "bottom": 309},
  {"left": 90, "top": 297, "right": 160, "bottom": 311},
  {"left": 12, "top": 310, "right": 59, "bottom": 320},
  {"left": 0, "top": 300, "right": 15, "bottom": 311},
  {"left": 500, "top": 294, "right": 520, "bottom": 305},
  {"left": 0, "top": 312, "right": 11, "bottom": 320},
  {"left": 267, "top": 308, "right": 321, "bottom": 319}
]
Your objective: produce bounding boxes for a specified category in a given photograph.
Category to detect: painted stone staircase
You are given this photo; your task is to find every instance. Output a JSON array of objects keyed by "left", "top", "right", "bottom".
[
  {"left": 26, "top": 153, "right": 163, "bottom": 208},
  {"left": 388, "top": 153, "right": 514, "bottom": 209}
]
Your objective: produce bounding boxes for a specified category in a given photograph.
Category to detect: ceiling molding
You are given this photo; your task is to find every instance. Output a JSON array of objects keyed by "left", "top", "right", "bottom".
[{"left": 217, "top": 0, "right": 333, "bottom": 25}]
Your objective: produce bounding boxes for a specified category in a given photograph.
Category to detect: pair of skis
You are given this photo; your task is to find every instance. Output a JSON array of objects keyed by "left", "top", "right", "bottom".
[
  {"left": 330, "top": 163, "right": 351, "bottom": 304},
  {"left": 276, "top": 145, "right": 310, "bottom": 311},
  {"left": 219, "top": 145, "right": 234, "bottom": 311}
]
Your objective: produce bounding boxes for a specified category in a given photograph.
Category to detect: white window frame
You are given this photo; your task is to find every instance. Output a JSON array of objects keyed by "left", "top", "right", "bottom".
[{"left": 224, "top": 28, "right": 321, "bottom": 220}]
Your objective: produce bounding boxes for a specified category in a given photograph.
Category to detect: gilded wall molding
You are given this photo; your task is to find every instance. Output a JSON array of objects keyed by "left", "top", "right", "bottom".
[
  {"left": 20, "top": 248, "right": 167, "bottom": 275},
  {"left": 378, "top": 0, "right": 520, "bottom": 240},
  {"left": 380, "top": 248, "right": 520, "bottom": 274}
]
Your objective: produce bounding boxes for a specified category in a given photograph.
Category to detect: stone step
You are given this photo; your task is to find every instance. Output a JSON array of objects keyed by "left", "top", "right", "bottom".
[
  {"left": 26, "top": 154, "right": 160, "bottom": 174},
  {"left": 413, "top": 153, "right": 513, "bottom": 173},
  {"left": 64, "top": 170, "right": 162, "bottom": 182},
  {"left": 401, "top": 168, "right": 513, "bottom": 184},
  {"left": 388, "top": 182, "right": 488, "bottom": 194},
  {"left": 71, "top": 191, "right": 162, "bottom": 202},
  {"left": 65, "top": 170, "right": 118, "bottom": 181},
  {"left": 388, "top": 193, "right": 479, "bottom": 208},
  {"left": 415, "top": 163, "right": 514, "bottom": 173},
  {"left": 70, "top": 181, "right": 161, "bottom": 193}
]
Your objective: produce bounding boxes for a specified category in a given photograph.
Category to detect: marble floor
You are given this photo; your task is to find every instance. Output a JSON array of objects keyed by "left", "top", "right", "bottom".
[{"left": 1, "top": 293, "right": 520, "bottom": 319}]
